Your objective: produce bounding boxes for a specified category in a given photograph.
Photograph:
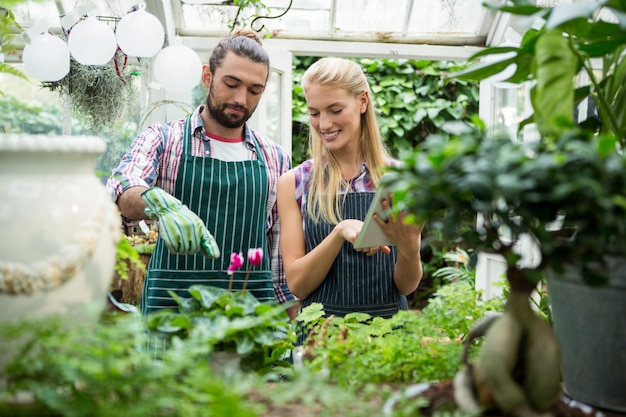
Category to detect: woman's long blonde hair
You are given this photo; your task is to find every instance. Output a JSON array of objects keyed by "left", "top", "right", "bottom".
[{"left": 302, "top": 57, "right": 391, "bottom": 224}]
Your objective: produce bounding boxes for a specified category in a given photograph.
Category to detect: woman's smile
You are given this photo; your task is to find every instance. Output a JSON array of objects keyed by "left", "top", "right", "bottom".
[{"left": 322, "top": 130, "right": 340, "bottom": 141}]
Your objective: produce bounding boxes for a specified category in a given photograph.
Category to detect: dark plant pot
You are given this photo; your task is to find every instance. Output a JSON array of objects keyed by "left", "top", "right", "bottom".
[{"left": 547, "top": 256, "right": 626, "bottom": 413}]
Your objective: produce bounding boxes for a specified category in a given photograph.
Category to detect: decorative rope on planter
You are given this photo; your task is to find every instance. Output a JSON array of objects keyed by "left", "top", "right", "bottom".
[{"left": 0, "top": 196, "right": 121, "bottom": 296}]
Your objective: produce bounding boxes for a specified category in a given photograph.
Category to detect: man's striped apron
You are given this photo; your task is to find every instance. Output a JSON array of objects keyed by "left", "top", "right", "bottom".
[{"left": 141, "top": 116, "right": 275, "bottom": 316}]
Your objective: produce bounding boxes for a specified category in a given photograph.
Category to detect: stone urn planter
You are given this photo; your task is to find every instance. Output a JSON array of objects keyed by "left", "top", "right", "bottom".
[{"left": 0, "top": 134, "right": 120, "bottom": 326}]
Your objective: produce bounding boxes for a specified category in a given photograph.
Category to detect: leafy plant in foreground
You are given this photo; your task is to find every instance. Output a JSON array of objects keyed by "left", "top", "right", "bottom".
[
  {"left": 0, "top": 314, "right": 256, "bottom": 417},
  {"left": 0, "top": 312, "right": 387, "bottom": 417},
  {"left": 296, "top": 282, "right": 505, "bottom": 389},
  {"left": 146, "top": 284, "right": 296, "bottom": 375}
]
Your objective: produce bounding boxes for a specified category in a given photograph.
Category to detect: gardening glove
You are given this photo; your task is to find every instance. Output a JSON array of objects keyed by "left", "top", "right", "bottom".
[{"left": 141, "top": 187, "right": 220, "bottom": 259}]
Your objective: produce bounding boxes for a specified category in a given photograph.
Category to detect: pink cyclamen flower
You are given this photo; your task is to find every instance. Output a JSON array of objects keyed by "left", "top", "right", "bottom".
[
  {"left": 227, "top": 252, "right": 244, "bottom": 275},
  {"left": 247, "top": 248, "right": 264, "bottom": 267}
]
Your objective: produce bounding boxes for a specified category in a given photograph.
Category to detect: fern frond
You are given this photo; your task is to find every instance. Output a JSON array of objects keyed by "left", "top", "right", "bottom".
[{"left": 0, "top": 63, "right": 29, "bottom": 81}]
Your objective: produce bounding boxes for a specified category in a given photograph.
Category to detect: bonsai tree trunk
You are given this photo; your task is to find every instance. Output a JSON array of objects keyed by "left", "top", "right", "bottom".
[{"left": 457, "top": 267, "right": 561, "bottom": 417}]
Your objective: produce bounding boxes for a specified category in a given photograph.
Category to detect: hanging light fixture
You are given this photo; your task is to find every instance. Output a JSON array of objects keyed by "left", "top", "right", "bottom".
[
  {"left": 20, "top": 0, "right": 199, "bottom": 92},
  {"left": 21, "top": 20, "right": 70, "bottom": 82},
  {"left": 116, "top": 1, "right": 164, "bottom": 58},
  {"left": 153, "top": 36, "right": 202, "bottom": 92},
  {"left": 67, "top": 11, "right": 117, "bottom": 66}
]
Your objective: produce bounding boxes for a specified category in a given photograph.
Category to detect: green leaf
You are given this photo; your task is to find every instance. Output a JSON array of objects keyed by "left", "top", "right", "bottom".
[
  {"left": 188, "top": 285, "right": 229, "bottom": 309},
  {"left": 234, "top": 334, "right": 255, "bottom": 355},
  {"left": 165, "top": 290, "right": 199, "bottom": 313},
  {"left": 343, "top": 312, "right": 371, "bottom": 323},
  {"left": 531, "top": 29, "right": 577, "bottom": 136},
  {"left": 297, "top": 303, "right": 326, "bottom": 322},
  {"left": 483, "top": 1, "right": 545, "bottom": 16},
  {"left": 0, "top": 63, "right": 29, "bottom": 80}
]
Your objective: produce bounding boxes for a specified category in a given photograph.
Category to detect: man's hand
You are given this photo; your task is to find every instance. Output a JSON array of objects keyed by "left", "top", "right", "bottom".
[{"left": 141, "top": 187, "right": 220, "bottom": 259}]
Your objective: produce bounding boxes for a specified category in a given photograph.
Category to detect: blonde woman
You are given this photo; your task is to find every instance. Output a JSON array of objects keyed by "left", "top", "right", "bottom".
[{"left": 277, "top": 57, "right": 423, "bottom": 325}]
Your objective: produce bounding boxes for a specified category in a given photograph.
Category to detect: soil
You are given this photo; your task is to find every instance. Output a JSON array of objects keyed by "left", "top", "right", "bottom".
[
  {"left": 418, "top": 380, "right": 623, "bottom": 417},
  {"left": 254, "top": 380, "right": 626, "bottom": 417}
]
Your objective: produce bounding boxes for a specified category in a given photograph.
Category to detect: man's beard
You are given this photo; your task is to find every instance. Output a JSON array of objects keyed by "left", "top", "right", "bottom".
[{"left": 205, "top": 88, "right": 253, "bottom": 129}]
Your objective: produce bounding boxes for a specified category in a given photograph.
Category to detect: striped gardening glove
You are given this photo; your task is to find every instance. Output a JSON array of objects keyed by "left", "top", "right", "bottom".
[{"left": 141, "top": 187, "right": 220, "bottom": 259}]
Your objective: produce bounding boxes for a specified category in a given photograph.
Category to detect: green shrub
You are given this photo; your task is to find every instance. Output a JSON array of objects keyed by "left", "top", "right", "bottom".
[{"left": 296, "top": 281, "right": 505, "bottom": 389}]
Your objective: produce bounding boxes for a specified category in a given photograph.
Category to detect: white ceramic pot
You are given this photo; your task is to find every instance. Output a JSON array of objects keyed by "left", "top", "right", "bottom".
[{"left": 0, "top": 134, "right": 120, "bottom": 324}]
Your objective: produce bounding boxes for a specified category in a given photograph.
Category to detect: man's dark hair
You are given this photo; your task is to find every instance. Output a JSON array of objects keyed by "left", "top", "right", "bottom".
[{"left": 209, "top": 29, "right": 270, "bottom": 77}]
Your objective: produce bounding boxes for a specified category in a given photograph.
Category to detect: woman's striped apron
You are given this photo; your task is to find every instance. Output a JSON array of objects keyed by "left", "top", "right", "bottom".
[
  {"left": 298, "top": 192, "right": 408, "bottom": 343},
  {"left": 141, "top": 116, "right": 275, "bottom": 317}
]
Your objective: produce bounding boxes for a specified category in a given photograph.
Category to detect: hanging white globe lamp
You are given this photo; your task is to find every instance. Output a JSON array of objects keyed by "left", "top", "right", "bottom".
[
  {"left": 153, "top": 37, "right": 202, "bottom": 92},
  {"left": 67, "top": 13, "right": 117, "bottom": 66},
  {"left": 116, "top": 2, "right": 165, "bottom": 58},
  {"left": 22, "top": 29, "right": 70, "bottom": 82}
]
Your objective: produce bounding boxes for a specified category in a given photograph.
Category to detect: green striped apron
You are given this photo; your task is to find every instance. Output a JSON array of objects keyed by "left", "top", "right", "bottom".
[{"left": 141, "top": 117, "right": 275, "bottom": 315}]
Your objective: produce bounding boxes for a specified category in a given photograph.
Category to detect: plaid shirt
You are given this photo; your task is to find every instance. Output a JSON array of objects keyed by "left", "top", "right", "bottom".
[
  {"left": 293, "top": 158, "right": 400, "bottom": 216},
  {"left": 107, "top": 105, "right": 294, "bottom": 303}
]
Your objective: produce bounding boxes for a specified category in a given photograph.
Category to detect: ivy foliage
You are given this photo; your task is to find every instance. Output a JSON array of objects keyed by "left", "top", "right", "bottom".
[{"left": 291, "top": 56, "right": 479, "bottom": 165}]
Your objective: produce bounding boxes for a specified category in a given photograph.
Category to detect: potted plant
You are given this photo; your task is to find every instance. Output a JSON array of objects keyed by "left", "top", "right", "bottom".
[
  {"left": 384, "top": 1, "right": 626, "bottom": 413},
  {"left": 41, "top": 51, "right": 139, "bottom": 131},
  {"left": 145, "top": 250, "right": 296, "bottom": 375}
]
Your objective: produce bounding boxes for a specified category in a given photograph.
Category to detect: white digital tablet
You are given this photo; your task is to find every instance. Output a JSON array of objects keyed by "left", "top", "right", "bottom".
[{"left": 353, "top": 178, "right": 395, "bottom": 249}]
